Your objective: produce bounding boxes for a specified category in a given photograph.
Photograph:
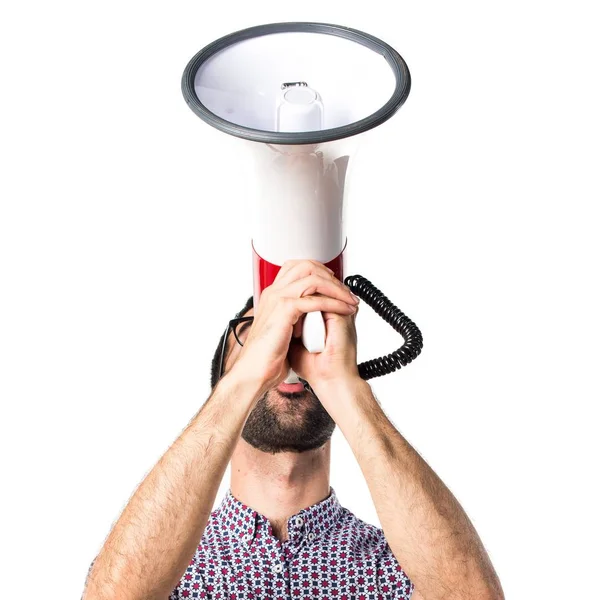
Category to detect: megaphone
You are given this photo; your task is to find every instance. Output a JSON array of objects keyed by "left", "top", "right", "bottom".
[{"left": 182, "top": 22, "right": 423, "bottom": 386}]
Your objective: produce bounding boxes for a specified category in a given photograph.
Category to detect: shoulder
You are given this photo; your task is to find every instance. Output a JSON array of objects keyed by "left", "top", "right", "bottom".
[
  {"left": 338, "top": 507, "right": 389, "bottom": 550},
  {"left": 339, "top": 509, "right": 415, "bottom": 599}
]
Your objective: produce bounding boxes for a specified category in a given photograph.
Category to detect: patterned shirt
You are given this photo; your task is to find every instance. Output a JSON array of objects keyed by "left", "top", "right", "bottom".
[{"left": 169, "top": 487, "right": 414, "bottom": 600}]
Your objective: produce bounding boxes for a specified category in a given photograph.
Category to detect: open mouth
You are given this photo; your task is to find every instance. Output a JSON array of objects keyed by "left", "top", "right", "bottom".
[{"left": 277, "top": 382, "right": 306, "bottom": 393}]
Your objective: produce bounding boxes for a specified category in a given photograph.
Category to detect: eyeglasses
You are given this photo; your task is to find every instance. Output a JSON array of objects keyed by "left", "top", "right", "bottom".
[
  {"left": 217, "top": 316, "right": 254, "bottom": 381},
  {"left": 216, "top": 314, "right": 315, "bottom": 395}
]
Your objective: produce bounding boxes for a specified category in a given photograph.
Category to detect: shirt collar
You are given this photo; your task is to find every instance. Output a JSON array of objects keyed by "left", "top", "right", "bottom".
[{"left": 214, "top": 486, "right": 344, "bottom": 547}]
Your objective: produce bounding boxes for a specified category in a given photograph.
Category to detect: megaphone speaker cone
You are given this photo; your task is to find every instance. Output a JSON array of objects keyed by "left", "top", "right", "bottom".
[{"left": 182, "top": 22, "right": 410, "bottom": 144}]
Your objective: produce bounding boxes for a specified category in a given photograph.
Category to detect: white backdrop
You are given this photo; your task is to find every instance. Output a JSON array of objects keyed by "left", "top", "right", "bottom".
[{"left": 1, "top": 1, "right": 598, "bottom": 598}]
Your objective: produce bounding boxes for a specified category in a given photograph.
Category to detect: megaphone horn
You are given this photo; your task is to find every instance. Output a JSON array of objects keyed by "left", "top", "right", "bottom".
[{"left": 182, "top": 22, "right": 422, "bottom": 386}]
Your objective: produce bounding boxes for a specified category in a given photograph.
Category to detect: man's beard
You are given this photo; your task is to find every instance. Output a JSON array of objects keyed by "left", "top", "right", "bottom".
[{"left": 241, "top": 387, "right": 336, "bottom": 453}]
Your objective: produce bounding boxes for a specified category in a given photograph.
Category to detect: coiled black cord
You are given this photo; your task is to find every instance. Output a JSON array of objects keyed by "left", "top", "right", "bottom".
[{"left": 344, "top": 274, "right": 423, "bottom": 380}]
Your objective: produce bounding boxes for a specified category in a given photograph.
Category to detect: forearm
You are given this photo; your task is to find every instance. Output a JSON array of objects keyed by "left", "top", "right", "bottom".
[
  {"left": 84, "top": 371, "right": 264, "bottom": 600},
  {"left": 315, "top": 377, "right": 503, "bottom": 600}
]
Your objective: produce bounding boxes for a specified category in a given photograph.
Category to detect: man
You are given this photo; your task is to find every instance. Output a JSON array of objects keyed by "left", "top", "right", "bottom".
[{"left": 82, "top": 260, "right": 503, "bottom": 600}]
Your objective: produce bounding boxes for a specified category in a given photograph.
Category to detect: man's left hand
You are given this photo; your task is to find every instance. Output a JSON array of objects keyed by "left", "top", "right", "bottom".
[{"left": 288, "top": 303, "right": 361, "bottom": 397}]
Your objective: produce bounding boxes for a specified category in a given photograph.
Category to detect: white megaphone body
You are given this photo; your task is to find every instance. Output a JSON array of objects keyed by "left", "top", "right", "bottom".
[{"left": 183, "top": 23, "right": 422, "bottom": 386}]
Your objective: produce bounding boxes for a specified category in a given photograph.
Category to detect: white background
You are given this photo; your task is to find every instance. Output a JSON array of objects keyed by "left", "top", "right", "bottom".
[{"left": 1, "top": 1, "right": 598, "bottom": 598}]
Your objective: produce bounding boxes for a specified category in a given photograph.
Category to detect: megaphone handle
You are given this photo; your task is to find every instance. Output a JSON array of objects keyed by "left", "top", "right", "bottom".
[
  {"left": 302, "top": 311, "right": 326, "bottom": 353},
  {"left": 283, "top": 369, "right": 301, "bottom": 384}
]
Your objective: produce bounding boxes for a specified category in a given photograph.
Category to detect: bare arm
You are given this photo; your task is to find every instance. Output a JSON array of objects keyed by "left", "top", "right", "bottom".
[
  {"left": 314, "top": 376, "right": 504, "bottom": 600},
  {"left": 83, "top": 259, "right": 358, "bottom": 600},
  {"left": 82, "top": 369, "right": 264, "bottom": 600}
]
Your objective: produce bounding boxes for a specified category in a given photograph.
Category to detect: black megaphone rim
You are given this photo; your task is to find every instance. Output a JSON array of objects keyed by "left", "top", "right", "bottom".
[{"left": 181, "top": 22, "right": 411, "bottom": 145}]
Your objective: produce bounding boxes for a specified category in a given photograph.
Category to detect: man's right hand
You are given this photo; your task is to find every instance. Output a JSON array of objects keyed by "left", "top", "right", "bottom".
[{"left": 232, "top": 260, "right": 359, "bottom": 395}]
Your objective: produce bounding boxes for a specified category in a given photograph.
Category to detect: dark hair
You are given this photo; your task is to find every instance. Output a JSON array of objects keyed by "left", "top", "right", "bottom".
[{"left": 210, "top": 295, "right": 254, "bottom": 389}]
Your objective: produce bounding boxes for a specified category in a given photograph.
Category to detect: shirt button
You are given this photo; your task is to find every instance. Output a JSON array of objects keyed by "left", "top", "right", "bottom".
[
  {"left": 273, "top": 563, "right": 283, "bottom": 574},
  {"left": 308, "top": 532, "right": 315, "bottom": 541},
  {"left": 294, "top": 516, "right": 304, "bottom": 528}
]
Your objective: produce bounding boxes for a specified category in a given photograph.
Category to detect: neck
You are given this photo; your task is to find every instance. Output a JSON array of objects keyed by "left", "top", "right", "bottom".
[{"left": 230, "top": 438, "right": 331, "bottom": 541}]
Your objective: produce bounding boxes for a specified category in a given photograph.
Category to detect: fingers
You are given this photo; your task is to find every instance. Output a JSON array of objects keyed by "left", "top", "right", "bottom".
[
  {"left": 269, "top": 260, "right": 356, "bottom": 305},
  {"left": 260, "top": 261, "right": 357, "bottom": 333},
  {"left": 282, "top": 296, "right": 357, "bottom": 323},
  {"left": 284, "top": 273, "right": 357, "bottom": 306},
  {"left": 273, "top": 260, "right": 334, "bottom": 288}
]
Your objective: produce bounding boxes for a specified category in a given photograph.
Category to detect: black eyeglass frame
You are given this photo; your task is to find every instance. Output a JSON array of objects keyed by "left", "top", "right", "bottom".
[{"left": 217, "top": 316, "right": 254, "bottom": 381}]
